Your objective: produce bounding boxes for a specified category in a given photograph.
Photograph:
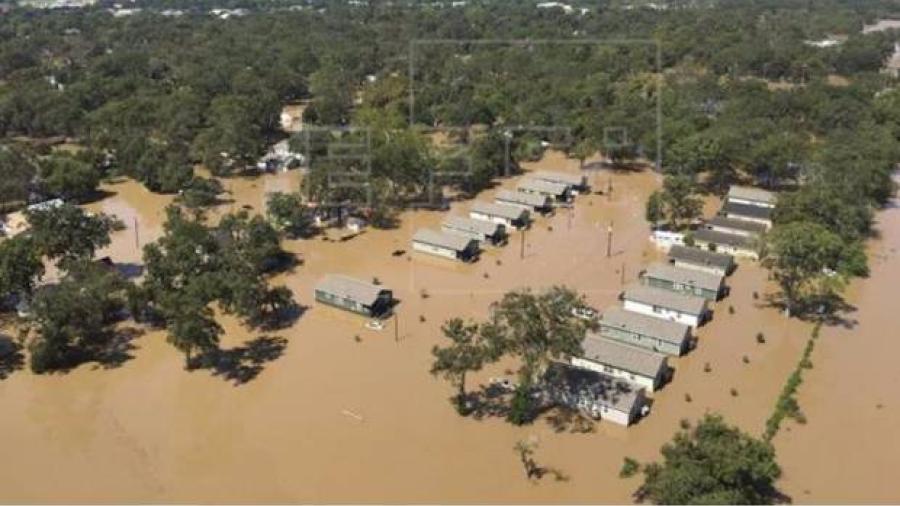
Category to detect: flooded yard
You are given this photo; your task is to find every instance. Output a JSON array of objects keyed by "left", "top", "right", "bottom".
[{"left": 0, "top": 154, "right": 895, "bottom": 503}]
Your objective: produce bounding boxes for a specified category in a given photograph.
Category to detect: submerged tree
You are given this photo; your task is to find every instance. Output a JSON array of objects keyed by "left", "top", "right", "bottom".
[
  {"left": 430, "top": 318, "right": 496, "bottom": 414},
  {"left": 636, "top": 414, "right": 782, "bottom": 504},
  {"left": 26, "top": 203, "right": 118, "bottom": 267}
]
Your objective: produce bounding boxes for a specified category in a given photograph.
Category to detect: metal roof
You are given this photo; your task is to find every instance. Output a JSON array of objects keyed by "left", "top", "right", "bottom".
[
  {"left": 580, "top": 335, "right": 667, "bottom": 378},
  {"left": 516, "top": 178, "right": 569, "bottom": 195},
  {"left": 442, "top": 215, "right": 503, "bottom": 236},
  {"left": 706, "top": 215, "right": 768, "bottom": 234},
  {"left": 721, "top": 201, "right": 773, "bottom": 220},
  {"left": 315, "top": 274, "right": 387, "bottom": 306},
  {"left": 727, "top": 185, "right": 777, "bottom": 205},
  {"left": 546, "top": 362, "right": 644, "bottom": 414},
  {"left": 531, "top": 170, "right": 587, "bottom": 187},
  {"left": 623, "top": 284, "right": 708, "bottom": 316},
  {"left": 412, "top": 228, "right": 476, "bottom": 251},
  {"left": 470, "top": 201, "right": 530, "bottom": 221},
  {"left": 495, "top": 189, "right": 550, "bottom": 208},
  {"left": 643, "top": 262, "right": 724, "bottom": 292},
  {"left": 668, "top": 245, "right": 734, "bottom": 270},
  {"left": 599, "top": 306, "right": 691, "bottom": 345},
  {"left": 693, "top": 228, "right": 755, "bottom": 249}
]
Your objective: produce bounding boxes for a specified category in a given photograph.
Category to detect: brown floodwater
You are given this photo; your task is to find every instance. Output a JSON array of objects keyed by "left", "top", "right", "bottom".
[{"left": 0, "top": 153, "right": 889, "bottom": 503}]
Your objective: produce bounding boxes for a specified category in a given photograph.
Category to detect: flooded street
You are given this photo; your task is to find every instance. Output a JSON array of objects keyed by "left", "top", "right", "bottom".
[{"left": 0, "top": 154, "right": 893, "bottom": 503}]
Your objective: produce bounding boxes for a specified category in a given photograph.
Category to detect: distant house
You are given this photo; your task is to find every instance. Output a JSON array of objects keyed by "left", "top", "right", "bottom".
[
  {"left": 412, "top": 228, "right": 480, "bottom": 262},
  {"left": 726, "top": 186, "right": 777, "bottom": 209},
  {"left": 495, "top": 189, "right": 553, "bottom": 213},
  {"left": 720, "top": 201, "right": 773, "bottom": 228},
  {"left": 441, "top": 216, "right": 507, "bottom": 246},
  {"left": 598, "top": 306, "right": 691, "bottom": 356},
  {"left": 693, "top": 228, "right": 759, "bottom": 259},
  {"left": 544, "top": 363, "right": 647, "bottom": 426},
  {"left": 572, "top": 336, "right": 669, "bottom": 392},
  {"left": 705, "top": 216, "right": 767, "bottom": 238},
  {"left": 531, "top": 170, "right": 588, "bottom": 195},
  {"left": 622, "top": 284, "right": 709, "bottom": 328},
  {"left": 640, "top": 262, "right": 725, "bottom": 301},
  {"left": 469, "top": 202, "right": 530, "bottom": 230},
  {"left": 885, "top": 42, "right": 900, "bottom": 78},
  {"left": 315, "top": 274, "right": 393, "bottom": 317},
  {"left": 517, "top": 178, "right": 572, "bottom": 203},
  {"left": 667, "top": 245, "right": 735, "bottom": 277}
]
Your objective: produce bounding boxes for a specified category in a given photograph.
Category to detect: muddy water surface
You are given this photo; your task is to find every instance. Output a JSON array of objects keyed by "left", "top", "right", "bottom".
[{"left": 0, "top": 154, "right": 889, "bottom": 503}]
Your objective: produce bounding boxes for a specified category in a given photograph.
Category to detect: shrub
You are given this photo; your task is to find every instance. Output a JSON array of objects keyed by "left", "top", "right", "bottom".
[
  {"left": 507, "top": 386, "right": 535, "bottom": 425},
  {"left": 419, "top": 315, "right": 426, "bottom": 323},
  {"left": 728, "top": 305, "right": 735, "bottom": 314},
  {"left": 703, "top": 362, "right": 711, "bottom": 373},
  {"left": 742, "top": 355, "right": 750, "bottom": 364},
  {"left": 619, "top": 457, "right": 640, "bottom": 478},
  {"left": 684, "top": 393, "right": 692, "bottom": 402},
  {"left": 730, "top": 388, "right": 739, "bottom": 397},
  {"left": 756, "top": 332, "right": 766, "bottom": 344}
]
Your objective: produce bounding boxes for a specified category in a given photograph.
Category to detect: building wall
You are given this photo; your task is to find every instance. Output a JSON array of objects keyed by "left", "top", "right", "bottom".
[
  {"left": 412, "top": 241, "right": 459, "bottom": 260},
  {"left": 697, "top": 241, "right": 759, "bottom": 260},
  {"left": 599, "top": 405, "right": 632, "bottom": 426},
  {"left": 570, "top": 357, "right": 659, "bottom": 391},
  {"left": 470, "top": 211, "right": 515, "bottom": 229},
  {"left": 314, "top": 290, "right": 370, "bottom": 316},
  {"left": 623, "top": 299, "right": 701, "bottom": 328}
]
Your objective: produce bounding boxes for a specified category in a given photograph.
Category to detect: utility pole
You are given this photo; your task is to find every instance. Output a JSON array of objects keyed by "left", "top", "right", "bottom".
[
  {"left": 621, "top": 262, "right": 625, "bottom": 285},
  {"left": 394, "top": 312, "right": 399, "bottom": 342},
  {"left": 606, "top": 222, "right": 613, "bottom": 258},
  {"left": 133, "top": 216, "right": 140, "bottom": 251},
  {"left": 607, "top": 175, "right": 613, "bottom": 201},
  {"left": 567, "top": 206, "right": 572, "bottom": 231},
  {"left": 520, "top": 227, "right": 526, "bottom": 260}
]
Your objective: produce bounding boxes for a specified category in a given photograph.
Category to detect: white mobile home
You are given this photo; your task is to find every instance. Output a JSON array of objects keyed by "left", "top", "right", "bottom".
[
  {"left": 469, "top": 202, "right": 530, "bottom": 230},
  {"left": 315, "top": 274, "right": 393, "bottom": 317},
  {"left": 622, "top": 284, "right": 709, "bottom": 328},
  {"left": 693, "top": 228, "right": 759, "bottom": 260},
  {"left": 545, "top": 363, "right": 647, "bottom": 426},
  {"left": 572, "top": 336, "right": 669, "bottom": 392},
  {"left": 517, "top": 178, "right": 571, "bottom": 203},
  {"left": 667, "top": 245, "right": 735, "bottom": 277},
  {"left": 441, "top": 216, "right": 507, "bottom": 246},
  {"left": 412, "top": 228, "right": 479, "bottom": 262},
  {"left": 495, "top": 189, "right": 553, "bottom": 213},
  {"left": 598, "top": 306, "right": 691, "bottom": 356}
]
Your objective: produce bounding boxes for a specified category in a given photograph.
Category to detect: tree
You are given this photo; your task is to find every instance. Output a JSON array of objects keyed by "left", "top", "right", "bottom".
[
  {"left": 267, "top": 192, "right": 315, "bottom": 238},
  {"left": 487, "top": 287, "right": 591, "bottom": 391},
  {"left": 177, "top": 177, "right": 224, "bottom": 209},
  {"left": 36, "top": 154, "right": 102, "bottom": 202},
  {"left": 764, "top": 221, "right": 866, "bottom": 316},
  {"left": 168, "top": 304, "right": 222, "bottom": 368},
  {"left": 659, "top": 175, "right": 703, "bottom": 231},
  {"left": 26, "top": 204, "right": 118, "bottom": 267},
  {"left": 645, "top": 191, "right": 665, "bottom": 230},
  {"left": 637, "top": 414, "right": 782, "bottom": 505},
  {"left": 0, "top": 235, "right": 44, "bottom": 302},
  {"left": 430, "top": 318, "right": 494, "bottom": 414}
]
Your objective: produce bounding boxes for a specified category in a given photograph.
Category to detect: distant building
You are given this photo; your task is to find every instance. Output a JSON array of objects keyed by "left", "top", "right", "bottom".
[
  {"left": 667, "top": 245, "right": 734, "bottom": 277},
  {"left": 315, "top": 274, "right": 393, "bottom": 317},
  {"left": 692, "top": 228, "right": 759, "bottom": 259},
  {"left": 598, "top": 306, "right": 691, "bottom": 356},
  {"left": 622, "top": 284, "right": 709, "bottom": 328},
  {"left": 720, "top": 201, "right": 773, "bottom": 228},
  {"left": 885, "top": 42, "right": 900, "bottom": 78},
  {"left": 572, "top": 336, "right": 669, "bottom": 392},
  {"left": 544, "top": 363, "right": 647, "bottom": 426},
  {"left": 640, "top": 262, "right": 725, "bottom": 301},
  {"left": 441, "top": 216, "right": 507, "bottom": 246},
  {"left": 412, "top": 228, "right": 480, "bottom": 262},
  {"left": 705, "top": 215, "right": 767, "bottom": 238},
  {"left": 469, "top": 202, "right": 530, "bottom": 230},
  {"left": 530, "top": 170, "right": 588, "bottom": 194},
  {"left": 516, "top": 178, "right": 572, "bottom": 203},
  {"left": 726, "top": 186, "right": 777, "bottom": 209},
  {"left": 495, "top": 189, "right": 553, "bottom": 213}
]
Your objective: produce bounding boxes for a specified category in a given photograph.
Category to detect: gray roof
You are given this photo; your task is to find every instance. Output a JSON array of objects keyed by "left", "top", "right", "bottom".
[
  {"left": 623, "top": 284, "right": 708, "bottom": 316},
  {"left": 693, "top": 228, "right": 755, "bottom": 249},
  {"left": 531, "top": 170, "right": 587, "bottom": 187},
  {"left": 727, "top": 185, "right": 776, "bottom": 205},
  {"left": 599, "top": 306, "right": 690, "bottom": 346},
  {"left": 495, "top": 189, "right": 549, "bottom": 208},
  {"left": 643, "top": 262, "right": 724, "bottom": 292},
  {"left": 316, "top": 274, "right": 387, "bottom": 306},
  {"left": 668, "top": 245, "right": 734, "bottom": 270},
  {"left": 580, "top": 336, "right": 667, "bottom": 378},
  {"left": 517, "top": 178, "right": 569, "bottom": 195},
  {"left": 470, "top": 201, "right": 530, "bottom": 221},
  {"left": 721, "top": 201, "right": 773, "bottom": 220},
  {"left": 442, "top": 215, "right": 503, "bottom": 236},
  {"left": 546, "top": 362, "right": 644, "bottom": 414},
  {"left": 706, "top": 216, "right": 767, "bottom": 234},
  {"left": 412, "top": 228, "right": 476, "bottom": 251}
]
